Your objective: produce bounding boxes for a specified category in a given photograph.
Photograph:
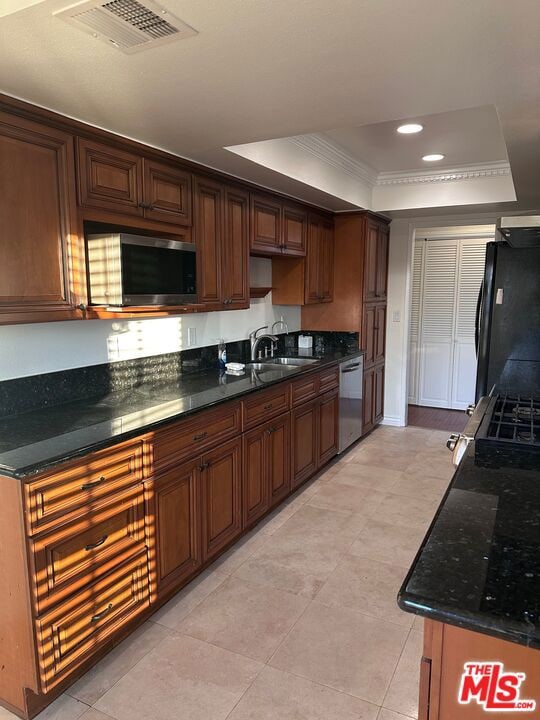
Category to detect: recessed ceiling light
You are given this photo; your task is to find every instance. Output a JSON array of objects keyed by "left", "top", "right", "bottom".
[
  {"left": 422, "top": 153, "right": 445, "bottom": 162},
  {"left": 397, "top": 123, "right": 423, "bottom": 134}
]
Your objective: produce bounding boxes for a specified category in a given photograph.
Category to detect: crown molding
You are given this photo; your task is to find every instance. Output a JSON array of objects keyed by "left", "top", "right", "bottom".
[
  {"left": 288, "top": 134, "right": 378, "bottom": 186},
  {"left": 377, "top": 160, "right": 512, "bottom": 186},
  {"left": 287, "top": 134, "right": 512, "bottom": 189}
]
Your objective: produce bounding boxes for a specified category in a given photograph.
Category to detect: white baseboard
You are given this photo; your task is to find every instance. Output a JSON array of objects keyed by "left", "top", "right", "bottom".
[{"left": 381, "top": 416, "right": 405, "bottom": 427}]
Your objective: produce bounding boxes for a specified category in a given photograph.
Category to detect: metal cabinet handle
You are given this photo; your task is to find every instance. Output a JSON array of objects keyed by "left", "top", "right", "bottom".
[
  {"left": 266, "top": 426, "right": 275, "bottom": 435},
  {"left": 81, "top": 476, "right": 106, "bottom": 491},
  {"left": 193, "top": 431, "right": 208, "bottom": 441},
  {"left": 199, "top": 461, "right": 211, "bottom": 471},
  {"left": 264, "top": 403, "right": 273, "bottom": 410},
  {"left": 90, "top": 603, "right": 113, "bottom": 624},
  {"left": 85, "top": 534, "right": 108, "bottom": 551},
  {"left": 342, "top": 364, "right": 361, "bottom": 373}
]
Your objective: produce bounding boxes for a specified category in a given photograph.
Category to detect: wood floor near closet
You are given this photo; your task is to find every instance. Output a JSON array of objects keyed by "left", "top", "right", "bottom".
[{"left": 408, "top": 404, "right": 468, "bottom": 433}]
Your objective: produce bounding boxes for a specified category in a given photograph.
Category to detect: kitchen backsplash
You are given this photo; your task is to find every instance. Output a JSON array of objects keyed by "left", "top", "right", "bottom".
[{"left": 0, "top": 331, "right": 358, "bottom": 417}]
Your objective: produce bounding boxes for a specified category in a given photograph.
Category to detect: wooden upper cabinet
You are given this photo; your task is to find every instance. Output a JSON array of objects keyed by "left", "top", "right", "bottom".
[
  {"left": 222, "top": 186, "right": 249, "bottom": 309},
  {"left": 305, "top": 215, "right": 334, "bottom": 304},
  {"left": 143, "top": 160, "right": 192, "bottom": 225},
  {"left": 363, "top": 218, "right": 389, "bottom": 303},
  {"left": 0, "top": 112, "right": 79, "bottom": 324},
  {"left": 319, "top": 220, "right": 335, "bottom": 302},
  {"left": 193, "top": 176, "right": 223, "bottom": 305},
  {"left": 77, "top": 138, "right": 143, "bottom": 216},
  {"left": 282, "top": 204, "right": 307, "bottom": 256},
  {"left": 250, "top": 193, "right": 282, "bottom": 255},
  {"left": 363, "top": 219, "right": 379, "bottom": 302},
  {"left": 77, "top": 138, "right": 193, "bottom": 226}
]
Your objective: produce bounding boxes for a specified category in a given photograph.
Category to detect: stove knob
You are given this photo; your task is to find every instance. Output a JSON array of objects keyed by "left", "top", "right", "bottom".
[
  {"left": 466, "top": 404, "right": 476, "bottom": 417},
  {"left": 447, "top": 433, "right": 460, "bottom": 452}
]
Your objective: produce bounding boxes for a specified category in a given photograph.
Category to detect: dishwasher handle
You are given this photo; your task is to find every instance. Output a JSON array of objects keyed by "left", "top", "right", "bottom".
[{"left": 341, "top": 362, "right": 362, "bottom": 373}]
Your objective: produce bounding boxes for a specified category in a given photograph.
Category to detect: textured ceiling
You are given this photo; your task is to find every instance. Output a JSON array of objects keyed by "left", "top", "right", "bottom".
[{"left": 1, "top": 0, "right": 539, "bottom": 213}]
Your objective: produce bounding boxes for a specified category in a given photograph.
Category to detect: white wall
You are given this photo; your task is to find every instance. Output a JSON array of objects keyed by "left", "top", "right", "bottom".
[
  {"left": 0, "top": 259, "right": 301, "bottom": 380},
  {"left": 383, "top": 212, "right": 510, "bottom": 427}
]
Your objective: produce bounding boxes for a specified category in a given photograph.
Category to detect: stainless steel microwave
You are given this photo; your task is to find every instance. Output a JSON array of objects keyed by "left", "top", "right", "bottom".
[{"left": 87, "top": 233, "right": 197, "bottom": 306}]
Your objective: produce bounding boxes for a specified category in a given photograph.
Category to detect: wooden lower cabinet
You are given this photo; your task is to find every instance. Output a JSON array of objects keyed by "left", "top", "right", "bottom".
[
  {"left": 148, "top": 459, "right": 201, "bottom": 598},
  {"left": 0, "top": 366, "right": 342, "bottom": 719},
  {"left": 291, "top": 399, "right": 319, "bottom": 489},
  {"left": 318, "top": 390, "right": 339, "bottom": 466},
  {"left": 201, "top": 438, "right": 242, "bottom": 562},
  {"left": 421, "top": 620, "right": 540, "bottom": 719},
  {"left": 362, "top": 362, "right": 384, "bottom": 435}
]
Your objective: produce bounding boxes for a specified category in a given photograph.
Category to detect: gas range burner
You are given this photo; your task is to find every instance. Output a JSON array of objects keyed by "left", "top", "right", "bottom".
[{"left": 475, "top": 394, "right": 540, "bottom": 469}]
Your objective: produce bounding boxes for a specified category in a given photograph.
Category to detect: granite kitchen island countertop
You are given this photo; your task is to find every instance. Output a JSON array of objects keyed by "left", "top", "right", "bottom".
[
  {"left": 398, "top": 445, "right": 540, "bottom": 649},
  {"left": 0, "top": 348, "right": 362, "bottom": 479}
]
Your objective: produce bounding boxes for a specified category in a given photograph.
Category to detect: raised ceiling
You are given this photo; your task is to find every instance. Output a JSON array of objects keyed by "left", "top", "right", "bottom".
[{"left": 1, "top": 0, "right": 539, "bottom": 214}]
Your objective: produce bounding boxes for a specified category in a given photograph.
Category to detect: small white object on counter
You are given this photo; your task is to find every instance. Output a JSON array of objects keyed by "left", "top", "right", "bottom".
[
  {"left": 298, "top": 334, "right": 313, "bottom": 349},
  {"left": 225, "top": 362, "right": 245, "bottom": 371}
]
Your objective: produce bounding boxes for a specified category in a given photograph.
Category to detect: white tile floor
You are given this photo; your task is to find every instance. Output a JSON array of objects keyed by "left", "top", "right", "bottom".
[{"left": 1, "top": 426, "right": 454, "bottom": 720}]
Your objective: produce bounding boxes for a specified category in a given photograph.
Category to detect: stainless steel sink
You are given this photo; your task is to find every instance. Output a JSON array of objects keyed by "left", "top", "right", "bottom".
[
  {"left": 245, "top": 362, "right": 298, "bottom": 372},
  {"left": 265, "top": 357, "right": 319, "bottom": 366}
]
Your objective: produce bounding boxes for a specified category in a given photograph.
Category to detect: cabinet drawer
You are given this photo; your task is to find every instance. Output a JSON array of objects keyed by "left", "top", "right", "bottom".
[
  {"left": 242, "top": 384, "right": 290, "bottom": 430},
  {"left": 36, "top": 551, "right": 150, "bottom": 692},
  {"left": 291, "top": 374, "right": 318, "bottom": 407},
  {"left": 318, "top": 365, "right": 339, "bottom": 394},
  {"left": 25, "top": 441, "right": 144, "bottom": 535},
  {"left": 151, "top": 402, "right": 241, "bottom": 472},
  {"left": 31, "top": 487, "right": 146, "bottom": 615}
]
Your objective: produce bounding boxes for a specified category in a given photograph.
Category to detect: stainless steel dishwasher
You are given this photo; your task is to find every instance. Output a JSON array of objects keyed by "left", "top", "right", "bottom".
[{"left": 338, "top": 356, "right": 364, "bottom": 452}]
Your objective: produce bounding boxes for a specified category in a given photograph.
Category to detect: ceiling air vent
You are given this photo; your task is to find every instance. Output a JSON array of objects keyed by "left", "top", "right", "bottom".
[{"left": 54, "top": 0, "right": 197, "bottom": 53}]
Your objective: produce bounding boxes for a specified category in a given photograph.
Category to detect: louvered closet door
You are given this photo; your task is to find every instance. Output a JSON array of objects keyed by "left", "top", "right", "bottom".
[
  {"left": 408, "top": 241, "right": 424, "bottom": 404},
  {"left": 451, "top": 240, "right": 487, "bottom": 409},
  {"left": 418, "top": 240, "right": 458, "bottom": 408}
]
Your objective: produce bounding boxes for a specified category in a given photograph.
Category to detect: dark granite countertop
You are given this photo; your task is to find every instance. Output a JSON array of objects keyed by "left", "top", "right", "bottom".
[
  {"left": 398, "top": 444, "right": 540, "bottom": 649},
  {"left": 0, "top": 348, "right": 362, "bottom": 480}
]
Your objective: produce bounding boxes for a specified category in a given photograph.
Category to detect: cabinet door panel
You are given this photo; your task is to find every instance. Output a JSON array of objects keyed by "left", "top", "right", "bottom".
[
  {"left": 194, "top": 177, "right": 223, "bottom": 304},
  {"left": 143, "top": 161, "right": 191, "bottom": 225},
  {"left": 152, "top": 460, "right": 201, "bottom": 596},
  {"left": 304, "top": 216, "right": 322, "bottom": 304},
  {"left": 268, "top": 413, "right": 290, "bottom": 506},
  {"left": 291, "top": 400, "right": 318, "bottom": 488},
  {"left": 77, "top": 138, "right": 142, "bottom": 215},
  {"left": 376, "top": 226, "right": 389, "bottom": 300},
  {"left": 319, "top": 220, "right": 334, "bottom": 302},
  {"left": 318, "top": 390, "right": 339, "bottom": 467},
  {"left": 363, "top": 220, "right": 379, "bottom": 302},
  {"left": 201, "top": 439, "right": 242, "bottom": 561},
  {"left": 0, "top": 113, "right": 77, "bottom": 322},
  {"left": 250, "top": 194, "right": 281, "bottom": 255},
  {"left": 373, "top": 364, "right": 385, "bottom": 425},
  {"left": 362, "top": 367, "right": 375, "bottom": 434},
  {"left": 361, "top": 304, "right": 377, "bottom": 368},
  {"left": 222, "top": 187, "right": 249, "bottom": 308},
  {"left": 243, "top": 426, "right": 269, "bottom": 527},
  {"left": 282, "top": 204, "right": 307, "bottom": 256},
  {"left": 374, "top": 304, "right": 387, "bottom": 365}
]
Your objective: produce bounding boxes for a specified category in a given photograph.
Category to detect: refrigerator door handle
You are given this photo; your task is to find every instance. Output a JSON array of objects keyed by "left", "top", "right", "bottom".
[{"left": 475, "top": 284, "right": 483, "bottom": 357}]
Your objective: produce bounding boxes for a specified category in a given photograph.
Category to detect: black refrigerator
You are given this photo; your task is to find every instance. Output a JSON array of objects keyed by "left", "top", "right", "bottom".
[{"left": 475, "top": 227, "right": 540, "bottom": 400}]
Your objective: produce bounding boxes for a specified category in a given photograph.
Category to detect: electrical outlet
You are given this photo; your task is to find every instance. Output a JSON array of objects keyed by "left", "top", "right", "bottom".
[
  {"left": 392, "top": 310, "right": 401, "bottom": 322},
  {"left": 187, "top": 327, "right": 197, "bottom": 346}
]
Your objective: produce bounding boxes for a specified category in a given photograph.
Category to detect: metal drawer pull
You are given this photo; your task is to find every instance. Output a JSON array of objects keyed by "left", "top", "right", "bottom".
[
  {"left": 81, "top": 476, "right": 106, "bottom": 491},
  {"left": 85, "top": 534, "right": 108, "bottom": 551},
  {"left": 264, "top": 403, "right": 273, "bottom": 410},
  {"left": 266, "top": 426, "right": 275, "bottom": 435},
  {"left": 199, "top": 461, "right": 211, "bottom": 471},
  {"left": 193, "top": 431, "right": 208, "bottom": 441},
  {"left": 90, "top": 602, "right": 113, "bottom": 624}
]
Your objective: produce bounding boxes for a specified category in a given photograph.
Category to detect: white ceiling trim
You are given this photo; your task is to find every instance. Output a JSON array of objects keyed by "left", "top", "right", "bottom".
[
  {"left": 291, "top": 135, "right": 512, "bottom": 189},
  {"left": 288, "top": 134, "right": 379, "bottom": 186},
  {"left": 378, "top": 160, "right": 512, "bottom": 186}
]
